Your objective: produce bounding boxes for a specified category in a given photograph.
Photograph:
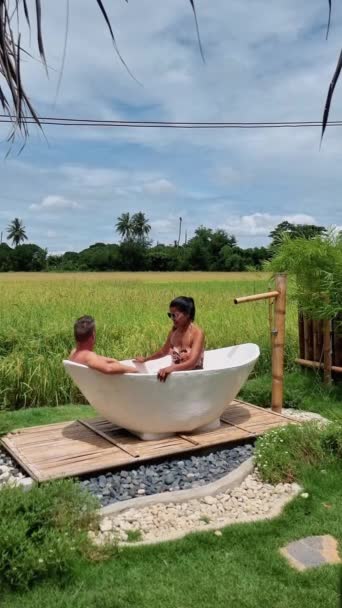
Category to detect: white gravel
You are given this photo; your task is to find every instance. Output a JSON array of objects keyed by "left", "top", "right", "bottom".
[
  {"left": 92, "top": 472, "right": 301, "bottom": 545},
  {"left": 280, "top": 409, "right": 329, "bottom": 424},
  {"left": 0, "top": 452, "right": 32, "bottom": 489}
]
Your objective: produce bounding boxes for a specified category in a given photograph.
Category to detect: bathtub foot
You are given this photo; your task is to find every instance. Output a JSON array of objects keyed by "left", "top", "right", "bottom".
[
  {"left": 130, "top": 430, "right": 175, "bottom": 441},
  {"left": 192, "top": 418, "right": 221, "bottom": 434}
]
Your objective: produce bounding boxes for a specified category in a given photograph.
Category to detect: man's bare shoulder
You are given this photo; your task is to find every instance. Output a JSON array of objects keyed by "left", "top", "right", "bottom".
[{"left": 69, "top": 349, "right": 94, "bottom": 366}]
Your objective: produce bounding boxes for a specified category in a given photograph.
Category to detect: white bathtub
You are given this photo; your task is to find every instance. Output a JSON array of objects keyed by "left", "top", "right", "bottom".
[{"left": 63, "top": 343, "right": 259, "bottom": 440}]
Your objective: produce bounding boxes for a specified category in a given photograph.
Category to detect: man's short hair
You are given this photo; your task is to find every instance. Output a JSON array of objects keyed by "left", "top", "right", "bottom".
[{"left": 74, "top": 315, "right": 95, "bottom": 342}]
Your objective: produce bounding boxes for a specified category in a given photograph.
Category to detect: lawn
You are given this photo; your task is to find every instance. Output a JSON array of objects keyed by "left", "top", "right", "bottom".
[{"left": 1, "top": 463, "right": 341, "bottom": 608}]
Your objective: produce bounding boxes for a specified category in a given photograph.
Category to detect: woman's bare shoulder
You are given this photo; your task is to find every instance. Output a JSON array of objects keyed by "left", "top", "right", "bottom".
[{"left": 192, "top": 324, "right": 204, "bottom": 337}]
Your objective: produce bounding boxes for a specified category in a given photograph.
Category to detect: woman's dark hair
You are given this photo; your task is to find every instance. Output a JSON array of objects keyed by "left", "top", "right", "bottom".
[{"left": 170, "top": 296, "right": 196, "bottom": 321}]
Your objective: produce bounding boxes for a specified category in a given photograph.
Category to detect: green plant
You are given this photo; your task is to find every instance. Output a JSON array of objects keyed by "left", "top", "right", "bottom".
[
  {"left": 266, "top": 232, "right": 342, "bottom": 321},
  {"left": 0, "top": 480, "right": 99, "bottom": 590},
  {"left": 126, "top": 529, "right": 143, "bottom": 543},
  {"left": 255, "top": 421, "right": 342, "bottom": 484}
]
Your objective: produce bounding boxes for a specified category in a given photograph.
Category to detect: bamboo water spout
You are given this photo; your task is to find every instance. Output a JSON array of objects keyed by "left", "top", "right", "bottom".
[{"left": 234, "top": 273, "right": 287, "bottom": 413}]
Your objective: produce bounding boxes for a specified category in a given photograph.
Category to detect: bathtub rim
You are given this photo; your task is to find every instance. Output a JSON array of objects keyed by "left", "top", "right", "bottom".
[{"left": 63, "top": 342, "right": 260, "bottom": 378}]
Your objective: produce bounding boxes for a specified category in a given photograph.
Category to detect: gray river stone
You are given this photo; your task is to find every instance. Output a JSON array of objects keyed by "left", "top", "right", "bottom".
[{"left": 79, "top": 443, "right": 254, "bottom": 507}]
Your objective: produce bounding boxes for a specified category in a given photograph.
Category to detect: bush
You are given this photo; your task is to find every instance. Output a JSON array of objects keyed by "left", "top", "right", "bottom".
[
  {"left": 0, "top": 480, "right": 99, "bottom": 590},
  {"left": 255, "top": 421, "right": 342, "bottom": 484}
]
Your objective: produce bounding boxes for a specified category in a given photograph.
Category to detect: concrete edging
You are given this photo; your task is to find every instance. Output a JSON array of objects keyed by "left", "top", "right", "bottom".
[{"left": 100, "top": 456, "right": 255, "bottom": 517}]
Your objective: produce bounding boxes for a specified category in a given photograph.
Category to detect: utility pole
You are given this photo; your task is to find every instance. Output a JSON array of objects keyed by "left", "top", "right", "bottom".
[{"left": 177, "top": 217, "right": 182, "bottom": 247}]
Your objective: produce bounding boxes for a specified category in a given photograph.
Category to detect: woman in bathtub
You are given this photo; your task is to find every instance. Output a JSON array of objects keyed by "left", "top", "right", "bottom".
[{"left": 135, "top": 296, "right": 204, "bottom": 382}]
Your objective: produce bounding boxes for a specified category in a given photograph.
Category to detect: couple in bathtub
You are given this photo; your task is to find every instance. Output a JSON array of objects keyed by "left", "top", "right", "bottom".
[{"left": 69, "top": 296, "right": 205, "bottom": 382}]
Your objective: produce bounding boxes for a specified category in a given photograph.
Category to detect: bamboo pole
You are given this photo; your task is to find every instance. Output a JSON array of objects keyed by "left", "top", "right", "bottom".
[
  {"left": 271, "top": 274, "right": 287, "bottom": 413},
  {"left": 333, "top": 312, "right": 342, "bottom": 368},
  {"left": 298, "top": 313, "right": 305, "bottom": 359},
  {"left": 323, "top": 318, "right": 332, "bottom": 385},
  {"left": 234, "top": 291, "right": 279, "bottom": 305},
  {"left": 303, "top": 318, "right": 310, "bottom": 361},
  {"left": 295, "top": 358, "right": 342, "bottom": 374},
  {"left": 312, "top": 320, "right": 319, "bottom": 361},
  {"left": 307, "top": 319, "right": 314, "bottom": 361}
]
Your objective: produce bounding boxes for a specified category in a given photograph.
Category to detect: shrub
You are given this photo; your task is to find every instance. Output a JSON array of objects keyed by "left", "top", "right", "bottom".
[
  {"left": 255, "top": 421, "right": 342, "bottom": 484},
  {"left": 0, "top": 480, "right": 99, "bottom": 590}
]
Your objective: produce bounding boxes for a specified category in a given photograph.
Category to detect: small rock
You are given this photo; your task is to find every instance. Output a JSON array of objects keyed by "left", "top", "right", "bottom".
[
  {"left": 98, "top": 475, "right": 107, "bottom": 488},
  {"left": 100, "top": 518, "right": 113, "bottom": 533},
  {"left": 203, "top": 496, "right": 216, "bottom": 506},
  {"left": 214, "top": 531, "right": 222, "bottom": 537}
]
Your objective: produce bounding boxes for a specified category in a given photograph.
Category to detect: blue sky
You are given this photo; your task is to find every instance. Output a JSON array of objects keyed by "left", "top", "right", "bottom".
[{"left": 0, "top": 0, "right": 342, "bottom": 253}]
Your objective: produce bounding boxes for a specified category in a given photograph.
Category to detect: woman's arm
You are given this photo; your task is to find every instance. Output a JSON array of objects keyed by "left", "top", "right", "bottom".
[
  {"left": 135, "top": 331, "right": 172, "bottom": 363},
  {"left": 158, "top": 329, "right": 204, "bottom": 381}
]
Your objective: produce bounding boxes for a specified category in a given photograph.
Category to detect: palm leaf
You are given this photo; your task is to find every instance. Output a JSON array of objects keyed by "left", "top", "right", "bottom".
[
  {"left": 326, "top": 0, "right": 331, "bottom": 39},
  {"left": 188, "top": 0, "right": 205, "bottom": 62},
  {"left": 0, "top": 0, "right": 205, "bottom": 144},
  {"left": 321, "top": 49, "right": 342, "bottom": 142}
]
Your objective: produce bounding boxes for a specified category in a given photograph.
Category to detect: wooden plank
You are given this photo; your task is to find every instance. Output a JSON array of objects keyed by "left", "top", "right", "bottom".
[
  {"left": 0, "top": 401, "right": 296, "bottom": 482},
  {"left": 77, "top": 419, "right": 140, "bottom": 458},
  {"left": 235, "top": 399, "right": 297, "bottom": 422},
  {"left": 0, "top": 438, "right": 41, "bottom": 481},
  {"left": 177, "top": 434, "right": 201, "bottom": 446}
]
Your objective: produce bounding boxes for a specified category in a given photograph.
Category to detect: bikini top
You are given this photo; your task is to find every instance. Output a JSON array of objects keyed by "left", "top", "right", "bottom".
[{"left": 169, "top": 324, "right": 204, "bottom": 368}]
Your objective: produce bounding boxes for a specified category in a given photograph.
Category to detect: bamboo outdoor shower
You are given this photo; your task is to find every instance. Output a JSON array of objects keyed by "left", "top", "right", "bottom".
[{"left": 234, "top": 273, "right": 287, "bottom": 414}]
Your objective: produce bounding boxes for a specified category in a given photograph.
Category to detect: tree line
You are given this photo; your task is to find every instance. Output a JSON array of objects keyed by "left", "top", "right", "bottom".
[{"left": 0, "top": 215, "right": 327, "bottom": 272}]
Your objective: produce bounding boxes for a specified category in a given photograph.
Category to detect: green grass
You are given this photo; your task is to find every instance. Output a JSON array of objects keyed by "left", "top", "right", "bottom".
[
  {"left": 241, "top": 371, "right": 342, "bottom": 422},
  {"left": 1, "top": 463, "right": 341, "bottom": 608},
  {"left": 126, "top": 529, "right": 143, "bottom": 543},
  {"left": 0, "top": 405, "right": 95, "bottom": 436},
  {"left": 0, "top": 272, "right": 299, "bottom": 409}
]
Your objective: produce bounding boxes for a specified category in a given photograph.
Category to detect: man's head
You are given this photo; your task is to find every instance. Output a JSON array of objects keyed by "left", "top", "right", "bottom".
[{"left": 74, "top": 315, "right": 95, "bottom": 348}]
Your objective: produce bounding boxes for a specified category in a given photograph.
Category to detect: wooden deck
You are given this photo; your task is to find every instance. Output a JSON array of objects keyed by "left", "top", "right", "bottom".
[{"left": 1, "top": 400, "right": 297, "bottom": 482}]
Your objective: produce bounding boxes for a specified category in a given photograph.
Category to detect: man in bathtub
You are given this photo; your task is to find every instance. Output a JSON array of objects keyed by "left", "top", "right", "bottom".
[{"left": 69, "top": 315, "right": 137, "bottom": 374}]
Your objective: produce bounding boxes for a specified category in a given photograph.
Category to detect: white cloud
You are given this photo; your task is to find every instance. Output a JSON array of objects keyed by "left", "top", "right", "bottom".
[
  {"left": 143, "top": 179, "right": 176, "bottom": 195},
  {"left": 221, "top": 213, "right": 317, "bottom": 237},
  {"left": 214, "top": 167, "right": 242, "bottom": 185},
  {"left": 30, "top": 196, "right": 81, "bottom": 211}
]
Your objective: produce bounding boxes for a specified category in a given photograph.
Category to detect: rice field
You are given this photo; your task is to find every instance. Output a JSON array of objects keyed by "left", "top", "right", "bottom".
[{"left": 0, "top": 272, "right": 298, "bottom": 409}]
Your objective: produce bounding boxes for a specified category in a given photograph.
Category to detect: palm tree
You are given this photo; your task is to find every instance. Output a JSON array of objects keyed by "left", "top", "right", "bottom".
[
  {"left": 7, "top": 218, "right": 28, "bottom": 247},
  {"left": 132, "top": 212, "right": 151, "bottom": 242},
  {"left": 115, "top": 212, "right": 133, "bottom": 241}
]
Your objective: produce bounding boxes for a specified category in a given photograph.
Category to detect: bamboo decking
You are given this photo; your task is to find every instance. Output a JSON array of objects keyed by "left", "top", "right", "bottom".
[{"left": 1, "top": 400, "right": 297, "bottom": 482}]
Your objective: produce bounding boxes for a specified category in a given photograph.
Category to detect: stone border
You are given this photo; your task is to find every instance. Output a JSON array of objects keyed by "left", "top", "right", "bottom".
[{"left": 101, "top": 456, "right": 255, "bottom": 517}]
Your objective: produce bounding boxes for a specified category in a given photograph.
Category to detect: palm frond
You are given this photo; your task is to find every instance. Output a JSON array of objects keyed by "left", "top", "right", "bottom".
[
  {"left": 0, "top": 0, "right": 203, "bottom": 144},
  {"left": 326, "top": 0, "right": 331, "bottom": 39},
  {"left": 321, "top": 49, "right": 342, "bottom": 142}
]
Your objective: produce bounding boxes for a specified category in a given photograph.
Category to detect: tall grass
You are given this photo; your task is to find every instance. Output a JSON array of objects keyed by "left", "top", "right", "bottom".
[{"left": 0, "top": 273, "right": 298, "bottom": 409}]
